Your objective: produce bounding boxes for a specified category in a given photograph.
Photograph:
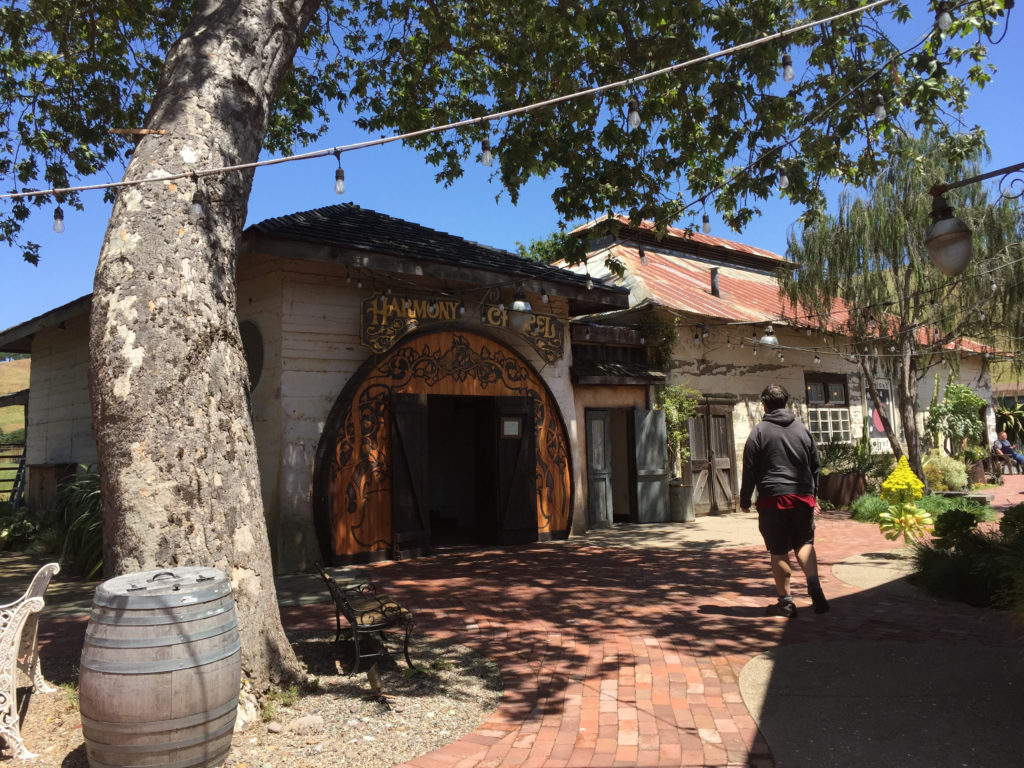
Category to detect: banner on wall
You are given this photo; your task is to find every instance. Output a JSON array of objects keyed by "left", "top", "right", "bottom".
[{"left": 867, "top": 379, "right": 895, "bottom": 452}]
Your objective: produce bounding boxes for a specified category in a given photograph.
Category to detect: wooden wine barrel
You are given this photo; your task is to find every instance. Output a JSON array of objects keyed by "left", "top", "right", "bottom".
[{"left": 79, "top": 567, "right": 242, "bottom": 768}]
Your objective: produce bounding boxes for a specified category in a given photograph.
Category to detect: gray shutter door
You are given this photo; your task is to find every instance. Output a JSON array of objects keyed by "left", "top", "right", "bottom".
[
  {"left": 586, "top": 410, "right": 614, "bottom": 528},
  {"left": 630, "top": 409, "right": 669, "bottom": 523}
]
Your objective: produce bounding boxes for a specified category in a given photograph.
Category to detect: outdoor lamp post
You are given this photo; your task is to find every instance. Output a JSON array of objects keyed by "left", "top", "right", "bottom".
[{"left": 926, "top": 159, "right": 1024, "bottom": 276}]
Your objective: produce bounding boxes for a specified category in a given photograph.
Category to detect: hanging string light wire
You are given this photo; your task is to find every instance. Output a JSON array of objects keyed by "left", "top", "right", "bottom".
[{"left": 0, "top": 0, "right": 896, "bottom": 204}]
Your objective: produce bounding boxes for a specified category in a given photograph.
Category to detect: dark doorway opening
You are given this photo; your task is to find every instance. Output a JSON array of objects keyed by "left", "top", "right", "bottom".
[
  {"left": 427, "top": 395, "right": 498, "bottom": 546},
  {"left": 391, "top": 394, "right": 538, "bottom": 554}
]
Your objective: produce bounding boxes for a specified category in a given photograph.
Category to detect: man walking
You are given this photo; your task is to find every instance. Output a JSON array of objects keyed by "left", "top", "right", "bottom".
[{"left": 740, "top": 384, "right": 829, "bottom": 618}]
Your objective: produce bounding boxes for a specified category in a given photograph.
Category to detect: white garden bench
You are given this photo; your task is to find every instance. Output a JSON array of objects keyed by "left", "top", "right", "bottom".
[{"left": 1, "top": 562, "right": 59, "bottom": 760}]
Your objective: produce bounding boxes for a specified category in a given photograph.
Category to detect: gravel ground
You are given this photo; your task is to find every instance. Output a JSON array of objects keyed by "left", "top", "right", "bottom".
[{"left": 13, "top": 630, "right": 503, "bottom": 767}]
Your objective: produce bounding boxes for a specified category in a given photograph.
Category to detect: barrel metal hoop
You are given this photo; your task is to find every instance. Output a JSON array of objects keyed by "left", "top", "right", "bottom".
[
  {"left": 87, "top": 602, "right": 235, "bottom": 627},
  {"left": 84, "top": 619, "right": 238, "bottom": 649},
  {"left": 84, "top": 716, "right": 235, "bottom": 755},
  {"left": 80, "top": 641, "right": 241, "bottom": 674},
  {"left": 80, "top": 696, "right": 240, "bottom": 734}
]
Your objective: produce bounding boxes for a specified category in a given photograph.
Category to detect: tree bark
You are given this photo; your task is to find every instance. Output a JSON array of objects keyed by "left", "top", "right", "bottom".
[{"left": 88, "top": 0, "right": 321, "bottom": 691}]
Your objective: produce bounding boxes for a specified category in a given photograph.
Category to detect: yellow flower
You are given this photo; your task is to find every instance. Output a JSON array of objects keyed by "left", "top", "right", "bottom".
[{"left": 880, "top": 456, "right": 925, "bottom": 505}]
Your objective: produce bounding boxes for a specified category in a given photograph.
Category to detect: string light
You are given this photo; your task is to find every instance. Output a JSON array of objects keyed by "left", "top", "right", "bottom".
[
  {"left": 936, "top": 2, "right": 953, "bottom": 31},
  {"left": 458, "top": 301, "right": 466, "bottom": 316},
  {"left": 584, "top": 327, "right": 591, "bottom": 340},
  {"left": 781, "top": 54, "right": 795, "bottom": 82},
  {"left": 0, "top": 0, "right": 899, "bottom": 209},
  {"left": 627, "top": 98, "right": 641, "bottom": 131},
  {"left": 777, "top": 164, "right": 789, "bottom": 190},
  {"left": 52, "top": 206, "right": 64, "bottom": 234},
  {"left": 481, "top": 136, "right": 493, "bottom": 167},
  {"left": 753, "top": 345, "right": 758, "bottom": 356},
  {"left": 693, "top": 332, "right": 701, "bottom": 346},
  {"left": 991, "top": 280, "right": 998, "bottom": 293},
  {"left": 814, "top": 350, "right": 821, "bottom": 364},
  {"left": 541, "top": 289, "right": 549, "bottom": 304},
  {"left": 586, "top": 276, "right": 594, "bottom": 290},
  {"left": 873, "top": 94, "right": 887, "bottom": 121},
  {"left": 727, "top": 337, "right": 732, "bottom": 349},
  {"left": 639, "top": 246, "right": 648, "bottom": 265},
  {"left": 188, "top": 187, "right": 205, "bottom": 224},
  {"left": 702, "top": 213, "right": 711, "bottom": 234},
  {"left": 333, "top": 151, "right": 345, "bottom": 195}
]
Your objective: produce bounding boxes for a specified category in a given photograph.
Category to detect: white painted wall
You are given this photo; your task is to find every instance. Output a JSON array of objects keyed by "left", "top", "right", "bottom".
[{"left": 25, "top": 313, "right": 95, "bottom": 467}]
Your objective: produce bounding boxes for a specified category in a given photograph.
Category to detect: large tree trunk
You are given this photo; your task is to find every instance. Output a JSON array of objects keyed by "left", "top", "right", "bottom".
[
  {"left": 897, "top": 350, "right": 927, "bottom": 482},
  {"left": 88, "top": 0, "right": 320, "bottom": 691}
]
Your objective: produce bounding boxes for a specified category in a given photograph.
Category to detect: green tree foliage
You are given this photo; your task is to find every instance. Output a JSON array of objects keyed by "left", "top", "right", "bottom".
[
  {"left": 927, "top": 382, "right": 986, "bottom": 456},
  {"left": 782, "top": 133, "right": 1024, "bottom": 482},
  {"left": 2, "top": 1, "right": 1016, "bottom": 260},
  {"left": 516, "top": 231, "right": 588, "bottom": 265}
]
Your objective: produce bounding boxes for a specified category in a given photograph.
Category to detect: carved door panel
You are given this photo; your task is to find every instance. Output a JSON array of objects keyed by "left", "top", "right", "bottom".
[{"left": 495, "top": 397, "right": 537, "bottom": 544}]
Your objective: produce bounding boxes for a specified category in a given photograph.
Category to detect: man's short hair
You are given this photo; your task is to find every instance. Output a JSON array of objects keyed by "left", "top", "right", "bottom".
[{"left": 761, "top": 384, "right": 789, "bottom": 411}]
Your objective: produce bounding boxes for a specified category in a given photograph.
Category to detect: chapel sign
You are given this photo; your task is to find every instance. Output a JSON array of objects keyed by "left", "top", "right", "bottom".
[{"left": 361, "top": 292, "right": 564, "bottom": 362}]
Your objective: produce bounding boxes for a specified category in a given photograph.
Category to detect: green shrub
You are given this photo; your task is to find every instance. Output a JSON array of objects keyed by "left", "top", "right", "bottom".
[
  {"left": 911, "top": 536, "right": 1012, "bottom": 607},
  {"left": 58, "top": 469, "right": 103, "bottom": 579},
  {"left": 0, "top": 502, "right": 37, "bottom": 551},
  {"left": 914, "top": 495, "right": 995, "bottom": 523},
  {"left": 1000, "top": 503, "right": 1024, "bottom": 541},
  {"left": 0, "top": 427, "right": 25, "bottom": 445},
  {"left": 923, "top": 452, "right": 968, "bottom": 491},
  {"left": 923, "top": 463, "right": 946, "bottom": 491},
  {"left": 932, "top": 508, "right": 979, "bottom": 550},
  {"left": 850, "top": 493, "right": 889, "bottom": 522}
]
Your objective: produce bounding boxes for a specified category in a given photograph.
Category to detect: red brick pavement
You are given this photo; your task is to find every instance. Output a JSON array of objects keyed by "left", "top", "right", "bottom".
[{"left": 36, "top": 476, "right": 1024, "bottom": 768}]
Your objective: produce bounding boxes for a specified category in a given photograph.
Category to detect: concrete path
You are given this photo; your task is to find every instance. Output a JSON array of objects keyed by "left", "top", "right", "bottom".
[{"left": 16, "top": 476, "right": 1024, "bottom": 767}]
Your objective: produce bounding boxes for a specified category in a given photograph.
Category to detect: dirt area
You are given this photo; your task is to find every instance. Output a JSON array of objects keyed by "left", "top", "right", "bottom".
[{"left": 12, "top": 631, "right": 502, "bottom": 767}]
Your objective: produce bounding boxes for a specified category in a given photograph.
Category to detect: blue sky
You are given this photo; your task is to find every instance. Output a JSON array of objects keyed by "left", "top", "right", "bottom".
[{"left": 2, "top": 10, "right": 1022, "bottom": 331}]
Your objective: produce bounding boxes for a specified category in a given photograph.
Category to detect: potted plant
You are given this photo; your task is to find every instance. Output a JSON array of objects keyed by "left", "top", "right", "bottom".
[
  {"left": 658, "top": 384, "right": 701, "bottom": 522},
  {"left": 817, "top": 428, "right": 869, "bottom": 509}
]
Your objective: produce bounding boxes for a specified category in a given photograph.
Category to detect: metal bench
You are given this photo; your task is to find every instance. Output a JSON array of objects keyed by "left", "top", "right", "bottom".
[
  {"left": 989, "top": 449, "right": 1022, "bottom": 475},
  {"left": 314, "top": 562, "right": 414, "bottom": 675},
  {"left": 1, "top": 562, "right": 59, "bottom": 760}
]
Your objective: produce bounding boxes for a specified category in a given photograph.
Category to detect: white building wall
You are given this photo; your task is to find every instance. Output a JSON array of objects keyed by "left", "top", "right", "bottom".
[{"left": 25, "top": 313, "right": 95, "bottom": 467}]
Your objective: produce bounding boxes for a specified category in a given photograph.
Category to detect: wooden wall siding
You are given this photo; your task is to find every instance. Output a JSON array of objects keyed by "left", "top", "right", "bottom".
[
  {"left": 317, "top": 329, "right": 571, "bottom": 559},
  {"left": 26, "top": 313, "right": 96, "bottom": 466}
]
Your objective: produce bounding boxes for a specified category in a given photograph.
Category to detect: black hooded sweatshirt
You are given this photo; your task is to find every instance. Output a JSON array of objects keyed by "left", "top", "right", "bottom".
[{"left": 739, "top": 408, "right": 820, "bottom": 508}]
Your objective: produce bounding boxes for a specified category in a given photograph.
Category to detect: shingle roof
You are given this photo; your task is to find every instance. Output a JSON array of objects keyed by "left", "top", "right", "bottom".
[{"left": 248, "top": 204, "right": 624, "bottom": 294}]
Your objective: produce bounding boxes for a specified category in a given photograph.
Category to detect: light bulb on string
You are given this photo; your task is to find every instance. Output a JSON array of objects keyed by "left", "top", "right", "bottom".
[
  {"left": 481, "top": 136, "right": 493, "bottom": 167},
  {"left": 873, "top": 94, "right": 887, "bottom": 121},
  {"left": 693, "top": 332, "right": 700, "bottom": 346},
  {"left": 333, "top": 151, "right": 345, "bottom": 195},
  {"left": 188, "top": 189, "right": 205, "bottom": 224},
  {"left": 779, "top": 352, "right": 785, "bottom": 363},
  {"left": 627, "top": 98, "right": 641, "bottom": 131},
  {"left": 781, "top": 54, "right": 795, "bottom": 82},
  {"left": 753, "top": 345, "right": 758, "bottom": 357},
  {"left": 727, "top": 337, "right": 732, "bottom": 349},
  {"left": 991, "top": 280, "right": 998, "bottom": 293},
  {"left": 638, "top": 247, "right": 648, "bottom": 266},
  {"left": 541, "top": 289, "right": 549, "bottom": 304},
  {"left": 52, "top": 206, "right": 65, "bottom": 233},
  {"left": 586, "top": 276, "right": 594, "bottom": 290},
  {"left": 936, "top": 2, "right": 953, "bottom": 31},
  {"left": 702, "top": 213, "right": 710, "bottom": 234},
  {"left": 805, "top": 327, "right": 812, "bottom": 337},
  {"left": 814, "top": 351, "right": 821, "bottom": 364},
  {"left": 777, "top": 164, "right": 789, "bottom": 190},
  {"left": 458, "top": 301, "right": 466, "bottom": 316}
]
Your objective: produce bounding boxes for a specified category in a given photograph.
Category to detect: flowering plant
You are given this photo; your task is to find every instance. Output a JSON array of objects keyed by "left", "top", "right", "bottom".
[
  {"left": 880, "top": 456, "right": 925, "bottom": 506},
  {"left": 877, "top": 457, "right": 932, "bottom": 544}
]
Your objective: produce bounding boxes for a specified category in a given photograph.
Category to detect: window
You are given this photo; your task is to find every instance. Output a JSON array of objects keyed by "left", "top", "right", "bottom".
[{"left": 805, "top": 374, "right": 851, "bottom": 443}]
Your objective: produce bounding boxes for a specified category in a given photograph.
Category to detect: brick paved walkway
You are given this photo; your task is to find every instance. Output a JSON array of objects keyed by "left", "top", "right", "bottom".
[
  {"left": 279, "top": 477, "right": 1024, "bottom": 768},
  {"left": 33, "top": 476, "right": 1024, "bottom": 767}
]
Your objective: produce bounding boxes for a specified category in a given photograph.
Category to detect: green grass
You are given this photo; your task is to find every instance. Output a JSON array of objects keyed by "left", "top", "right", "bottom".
[{"left": 0, "top": 359, "right": 30, "bottom": 436}]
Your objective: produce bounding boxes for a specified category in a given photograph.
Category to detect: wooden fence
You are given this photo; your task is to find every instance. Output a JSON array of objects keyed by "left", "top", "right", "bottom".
[{"left": 0, "top": 444, "right": 25, "bottom": 503}]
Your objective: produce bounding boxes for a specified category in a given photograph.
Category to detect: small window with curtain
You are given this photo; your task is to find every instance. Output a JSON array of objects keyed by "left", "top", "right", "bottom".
[{"left": 805, "top": 373, "right": 851, "bottom": 443}]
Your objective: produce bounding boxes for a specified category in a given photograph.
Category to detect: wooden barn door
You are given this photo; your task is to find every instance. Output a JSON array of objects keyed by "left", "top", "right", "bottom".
[
  {"left": 391, "top": 393, "right": 431, "bottom": 557},
  {"left": 495, "top": 397, "right": 538, "bottom": 544},
  {"left": 585, "top": 410, "right": 614, "bottom": 528},
  {"left": 629, "top": 409, "right": 669, "bottom": 523},
  {"left": 689, "top": 399, "right": 737, "bottom": 515}
]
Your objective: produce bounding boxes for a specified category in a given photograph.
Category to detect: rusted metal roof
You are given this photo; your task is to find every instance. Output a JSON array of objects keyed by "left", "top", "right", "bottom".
[{"left": 570, "top": 229, "right": 994, "bottom": 357}]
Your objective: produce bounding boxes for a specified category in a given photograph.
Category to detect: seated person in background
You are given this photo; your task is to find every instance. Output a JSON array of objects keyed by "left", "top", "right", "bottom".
[{"left": 993, "top": 431, "right": 1024, "bottom": 471}]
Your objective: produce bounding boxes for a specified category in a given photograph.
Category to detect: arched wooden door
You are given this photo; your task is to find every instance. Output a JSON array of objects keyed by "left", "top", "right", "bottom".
[{"left": 313, "top": 329, "right": 571, "bottom": 563}]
